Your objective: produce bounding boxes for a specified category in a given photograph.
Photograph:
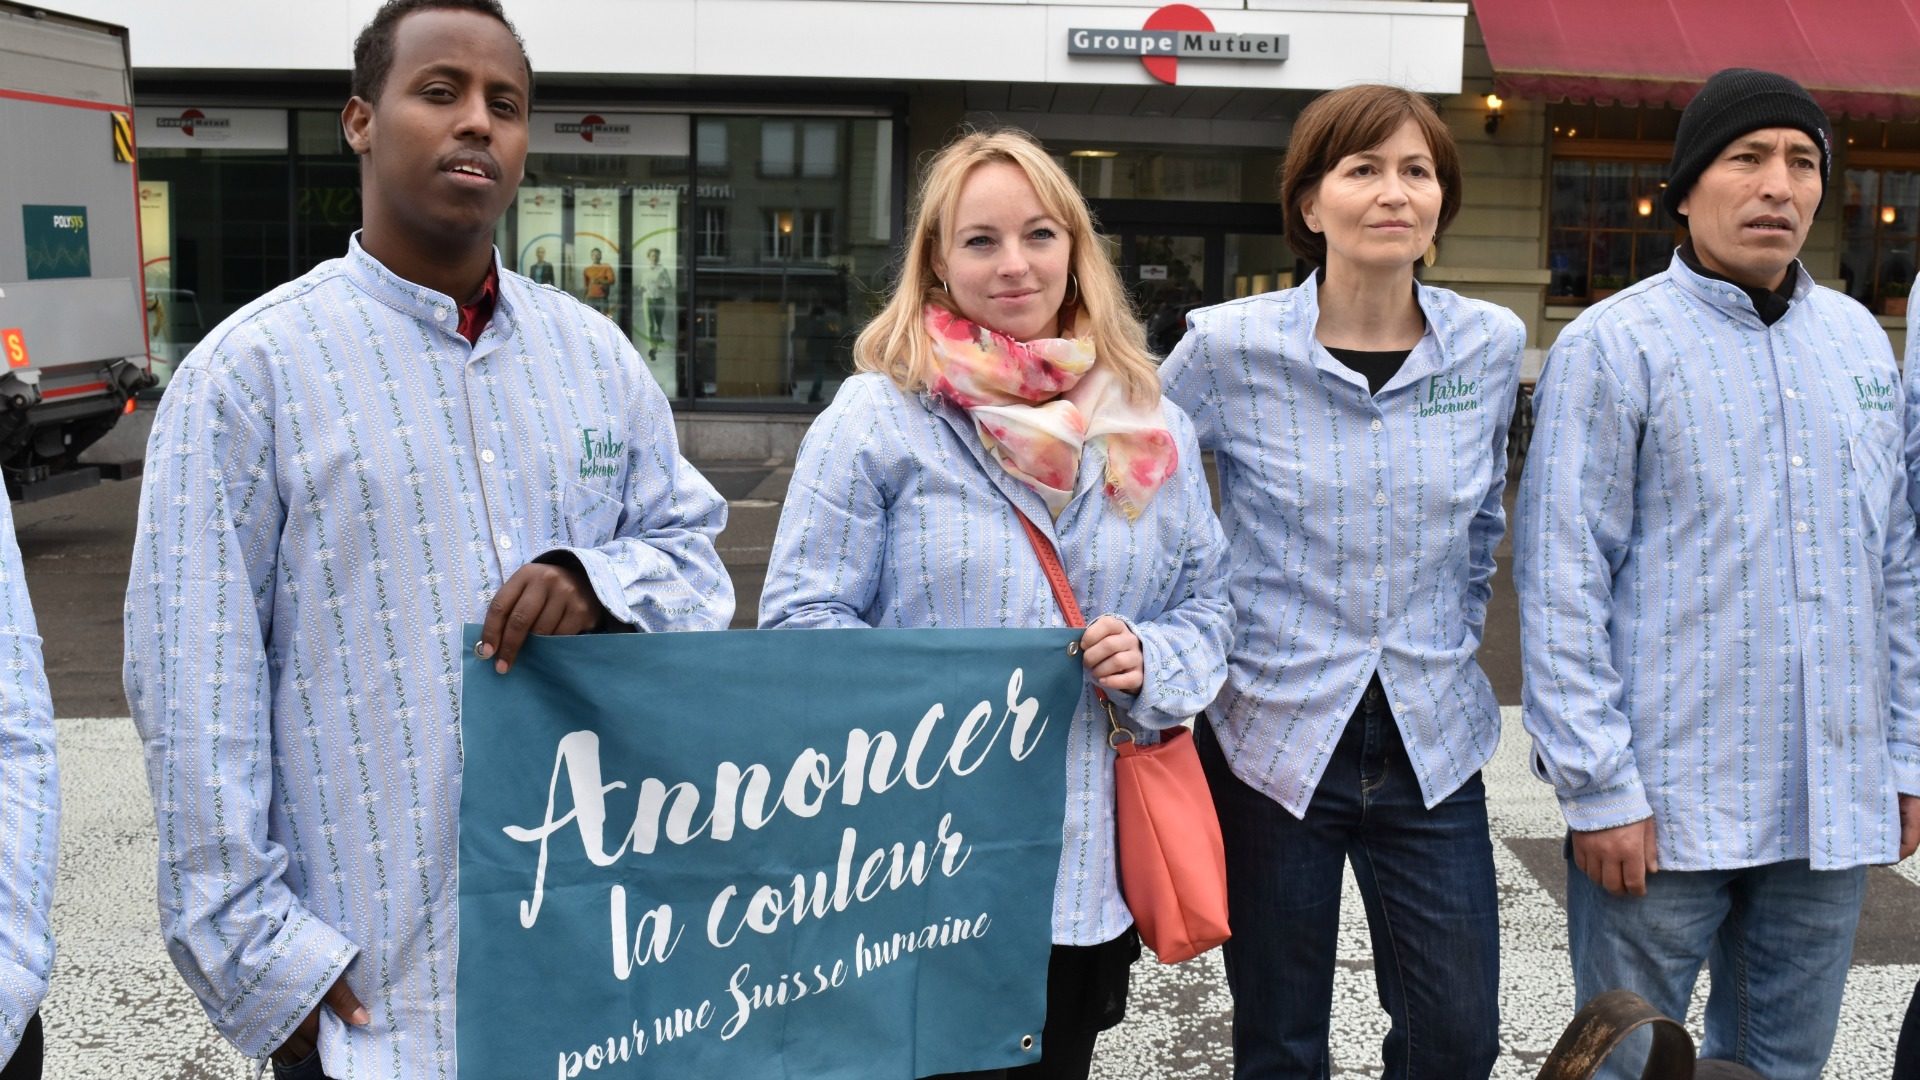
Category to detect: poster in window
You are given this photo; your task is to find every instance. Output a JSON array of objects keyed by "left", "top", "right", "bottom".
[
  {"left": 137, "top": 181, "right": 183, "bottom": 383},
  {"left": 515, "top": 186, "right": 564, "bottom": 287},
  {"left": 574, "top": 188, "right": 622, "bottom": 317},
  {"left": 630, "top": 189, "right": 679, "bottom": 395}
]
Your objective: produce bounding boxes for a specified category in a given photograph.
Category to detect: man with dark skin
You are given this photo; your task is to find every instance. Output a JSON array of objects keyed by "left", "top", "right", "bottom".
[{"left": 124, "top": 3, "right": 732, "bottom": 1076}]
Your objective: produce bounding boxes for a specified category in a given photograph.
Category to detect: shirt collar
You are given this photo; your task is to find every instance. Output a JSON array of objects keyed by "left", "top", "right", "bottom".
[
  {"left": 1675, "top": 239, "right": 1801, "bottom": 326},
  {"left": 342, "top": 231, "right": 510, "bottom": 341},
  {"left": 1666, "top": 241, "right": 1812, "bottom": 327},
  {"left": 1296, "top": 270, "right": 1447, "bottom": 395}
]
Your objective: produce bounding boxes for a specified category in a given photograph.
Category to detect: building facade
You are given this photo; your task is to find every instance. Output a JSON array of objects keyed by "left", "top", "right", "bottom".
[{"left": 55, "top": 0, "right": 1920, "bottom": 448}]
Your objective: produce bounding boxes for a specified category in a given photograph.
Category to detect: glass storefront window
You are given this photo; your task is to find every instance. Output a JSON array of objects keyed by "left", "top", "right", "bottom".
[
  {"left": 294, "top": 110, "right": 362, "bottom": 284},
  {"left": 1841, "top": 166, "right": 1920, "bottom": 314},
  {"left": 692, "top": 115, "right": 894, "bottom": 404},
  {"left": 138, "top": 108, "right": 359, "bottom": 385},
  {"left": 138, "top": 110, "right": 288, "bottom": 382},
  {"left": 494, "top": 122, "right": 694, "bottom": 396},
  {"left": 1054, "top": 146, "right": 1284, "bottom": 203},
  {"left": 492, "top": 112, "right": 895, "bottom": 403}
]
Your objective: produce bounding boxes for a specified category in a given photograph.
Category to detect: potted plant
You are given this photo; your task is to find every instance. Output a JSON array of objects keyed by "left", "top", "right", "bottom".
[
  {"left": 1589, "top": 274, "right": 1626, "bottom": 301},
  {"left": 1883, "top": 282, "right": 1910, "bottom": 318}
]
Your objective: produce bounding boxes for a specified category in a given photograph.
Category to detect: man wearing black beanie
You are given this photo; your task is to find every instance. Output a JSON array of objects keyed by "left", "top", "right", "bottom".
[{"left": 1517, "top": 67, "right": 1920, "bottom": 1080}]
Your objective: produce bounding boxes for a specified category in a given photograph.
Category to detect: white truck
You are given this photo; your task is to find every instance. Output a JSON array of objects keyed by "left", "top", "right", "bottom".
[{"left": 0, "top": 2, "right": 155, "bottom": 499}]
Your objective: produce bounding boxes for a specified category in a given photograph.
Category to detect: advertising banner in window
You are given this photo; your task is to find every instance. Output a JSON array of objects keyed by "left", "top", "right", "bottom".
[
  {"left": 574, "top": 188, "right": 621, "bottom": 317},
  {"left": 630, "top": 189, "right": 679, "bottom": 393},
  {"left": 515, "top": 186, "right": 564, "bottom": 288},
  {"left": 531, "top": 112, "right": 688, "bottom": 157},
  {"left": 137, "top": 180, "right": 185, "bottom": 382},
  {"left": 138, "top": 107, "right": 287, "bottom": 150}
]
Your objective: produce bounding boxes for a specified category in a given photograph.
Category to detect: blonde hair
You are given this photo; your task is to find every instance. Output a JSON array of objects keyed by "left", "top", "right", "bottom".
[{"left": 853, "top": 128, "right": 1159, "bottom": 404}]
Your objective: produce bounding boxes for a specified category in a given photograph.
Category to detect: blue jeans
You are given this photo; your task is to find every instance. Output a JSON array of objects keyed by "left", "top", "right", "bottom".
[
  {"left": 1566, "top": 849, "right": 1865, "bottom": 1080},
  {"left": 1197, "top": 681, "right": 1501, "bottom": 1080}
]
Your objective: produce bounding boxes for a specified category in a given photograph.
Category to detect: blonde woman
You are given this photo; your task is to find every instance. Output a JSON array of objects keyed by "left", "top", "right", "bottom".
[{"left": 759, "top": 129, "right": 1233, "bottom": 1079}]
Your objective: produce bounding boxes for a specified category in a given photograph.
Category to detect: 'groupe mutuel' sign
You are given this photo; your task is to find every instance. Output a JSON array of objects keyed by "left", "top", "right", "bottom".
[{"left": 1068, "top": 4, "right": 1288, "bottom": 85}]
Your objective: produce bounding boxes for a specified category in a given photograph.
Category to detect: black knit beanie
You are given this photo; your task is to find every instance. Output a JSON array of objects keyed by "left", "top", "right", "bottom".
[{"left": 1663, "top": 68, "right": 1833, "bottom": 221}]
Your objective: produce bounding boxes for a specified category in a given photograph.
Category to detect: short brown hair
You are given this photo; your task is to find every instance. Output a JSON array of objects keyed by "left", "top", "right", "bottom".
[{"left": 1280, "top": 85, "right": 1461, "bottom": 266}]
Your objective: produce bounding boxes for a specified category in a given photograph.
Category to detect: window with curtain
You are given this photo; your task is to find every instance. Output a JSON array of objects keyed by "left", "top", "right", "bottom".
[
  {"left": 1547, "top": 158, "right": 1679, "bottom": 302},
  {"left": 1841, "top": 167, "right": 1920, "bottom": 313}
]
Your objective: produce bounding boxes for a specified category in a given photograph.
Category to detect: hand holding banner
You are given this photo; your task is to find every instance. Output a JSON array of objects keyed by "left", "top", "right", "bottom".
[{"left": 457, "top": 627, "right": 1083, "bottom": 1079}]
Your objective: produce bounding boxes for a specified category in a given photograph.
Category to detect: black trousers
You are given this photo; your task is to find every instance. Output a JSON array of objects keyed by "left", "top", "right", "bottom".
[
  {"left": 272, "top": 1047, "right": 336, "bottom": 1080},
  {"left": 1896, "top": 979, "right": 1920, "bottom": 1080},
  {"left": 928, "top": 929, "right": 1140, "bottom": 1080},
  {"left": 0, "top": 1014, "right": 41, "bottom": 1080}
]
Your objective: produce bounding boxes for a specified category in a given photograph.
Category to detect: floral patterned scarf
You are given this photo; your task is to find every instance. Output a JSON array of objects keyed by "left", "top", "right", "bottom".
[{"left": 924, "top": 305, "right": 1177, "bottom": 520}]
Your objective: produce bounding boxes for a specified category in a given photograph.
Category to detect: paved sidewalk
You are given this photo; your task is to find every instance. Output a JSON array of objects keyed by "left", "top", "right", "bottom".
[
  {"left": 41, "top": 710, "right": 1919, "bottom": 1078},
  {"left": 19, "top": 449, "right": 1916, "bottom": 1076}
]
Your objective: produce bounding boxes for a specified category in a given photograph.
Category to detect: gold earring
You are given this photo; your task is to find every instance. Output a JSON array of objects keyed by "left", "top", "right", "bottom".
[
  {"left": 1064, "top": 273, "right": 1080, "bottom": 307},
  {"left": 940, "top": 278, "right": 952, "bottom": 295}
]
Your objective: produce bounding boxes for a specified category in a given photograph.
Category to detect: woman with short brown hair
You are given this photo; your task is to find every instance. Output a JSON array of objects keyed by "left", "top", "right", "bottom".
[{"left": 1163, "top": 85, "right": 1521, "bottom": 1078}]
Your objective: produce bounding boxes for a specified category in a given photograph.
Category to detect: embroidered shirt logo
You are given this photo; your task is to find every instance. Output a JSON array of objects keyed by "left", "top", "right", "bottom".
[
  {"left": 579, "top": 427, "right": 624, "bottom": 479},
  {"left": 1416, "top": 374, "right": 1479, "bottom": 417},
  {"left": 1852, "top": 374, "right": 1896, "bottom": 412}
]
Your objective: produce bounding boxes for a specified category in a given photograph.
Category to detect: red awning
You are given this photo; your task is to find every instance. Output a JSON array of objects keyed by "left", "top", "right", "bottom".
[{"left": 1474, "top": 0, "right": 1920, "bottom": 121}]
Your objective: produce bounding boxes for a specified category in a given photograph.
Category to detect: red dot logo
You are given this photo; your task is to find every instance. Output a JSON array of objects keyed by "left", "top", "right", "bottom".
[
  {"left": 1142, "top": 4, "right": 1213, "bottom": 85},
  {"left": 578, "top": 114, "right": 604, "bottom": 143},
  {"left": 177, "top": 108, "right": 206, "bottom": 137}
]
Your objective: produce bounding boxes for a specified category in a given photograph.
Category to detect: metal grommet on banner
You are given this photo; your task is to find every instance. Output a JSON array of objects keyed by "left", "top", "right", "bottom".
[
  {"left": 1020, "top": 1035, "right": 1036, "bottom": 1052},
  {"left": 1066, "top": 641, "right": 1080, "bottom": 656}
]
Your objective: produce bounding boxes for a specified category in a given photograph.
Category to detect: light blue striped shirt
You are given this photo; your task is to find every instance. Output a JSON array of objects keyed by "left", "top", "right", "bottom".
[
  {"left": 1161, "top": 277, "right": 1523, "bottom": 817},
  {"left": 758, "top": 372, "right": 1233, "bottom": 946},
  {"left": 123, "top": 237, "right": 733, "bottom": 1076},
  {"left": 0, "top": 493, "right": 55, "bottom": 1067},
  {"left": 1516, "top": 258, "right": 1920, "bottom": 871}
]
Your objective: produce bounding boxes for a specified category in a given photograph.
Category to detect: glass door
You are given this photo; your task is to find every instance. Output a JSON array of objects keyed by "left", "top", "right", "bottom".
[
  {"left": 1092, "top": 199, "right": 1287, "bottom": 357},
  {"left": 1123, "top": 233, "right": 1209, "bottom": 357}
]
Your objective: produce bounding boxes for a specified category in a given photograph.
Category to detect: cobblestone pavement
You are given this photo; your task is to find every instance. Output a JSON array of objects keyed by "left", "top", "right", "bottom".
[{"left": 40, "top": 710, "right": 1920, "bottom": 1078}]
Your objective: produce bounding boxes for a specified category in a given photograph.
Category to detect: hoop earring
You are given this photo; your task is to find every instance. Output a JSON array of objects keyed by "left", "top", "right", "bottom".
[
  {"left": 940, "top": 278, "right": 952, "bottom": 296},
  {"left": 1064, "top": 273, "right": 1080, "bottom": 308}
]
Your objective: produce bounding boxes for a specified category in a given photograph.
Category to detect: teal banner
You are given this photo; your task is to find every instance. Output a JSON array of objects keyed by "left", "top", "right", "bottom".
[
  {"left": 21, "top": 205, "right": 91, "bottom": 280},
  {"left": 457, "top": 627, "right": 1083, "bottom": 1080}
]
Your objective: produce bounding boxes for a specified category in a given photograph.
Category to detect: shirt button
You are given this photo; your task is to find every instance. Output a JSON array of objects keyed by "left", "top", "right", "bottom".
[
  {"left": 1790, "top": 455, "right": 1803, "bottom": 467},
  {"left": 1784, "top": 388, "right": 1799, "bottom": 399},
  {"left": 1370, "top": 419, "right": 1383, "bottom": 432},
  {"left": 497, "top": 534, "right": 514, "bottom": 551},
  {"left": 434, "top": 306, "right": 451, "bottom": 322},
  {"left": 480, "top": 448, "right": 496, "bottom": 464},
  {"left": 1374, "top": 491, "right": 1388, "bottom": 506},
  {"left": 1369, "top": 636, "right": 1381, "bottom": 649},
  {"left": 1372, "top": 565, "right": 1386, "bottom": 580},
  {"left": 1795, "top": 521, "right": 1810, "bottom": 533}
]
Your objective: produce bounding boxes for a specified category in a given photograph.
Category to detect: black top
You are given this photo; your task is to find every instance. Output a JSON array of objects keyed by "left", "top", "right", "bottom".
[
  {"left": 1677, "top": 239, "right": 1798, "bottom": 326},
  {"left": 1325, "top": 346, "right": 1414, "bottom": 396},
  {"left": 1314, "top": 267, "right": 1420, "bottom": 395}
]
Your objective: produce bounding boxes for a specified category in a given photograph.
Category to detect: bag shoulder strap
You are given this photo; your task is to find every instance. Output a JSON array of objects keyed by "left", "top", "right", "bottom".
[
  {"left": 1013, "top": 510, "right": 1132, "bottom": 746},
  {"left": 1014, "top": 512, "right": 1085, "bottom": 629}
]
